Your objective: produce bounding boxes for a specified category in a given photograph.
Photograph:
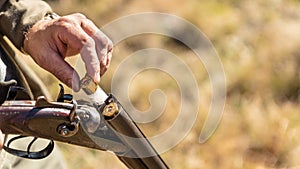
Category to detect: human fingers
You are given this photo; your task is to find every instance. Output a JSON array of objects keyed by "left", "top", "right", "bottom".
[
  {"left": 58, "top": 14, "right": 103, "bottom": 83},
  {"left": 92, "top": 31, "right": 113, "bottom": 76},
  {"left": 100, "top": 49, "right": 113, "bottom": 76},
  {"left": 24, "top": 13, "right": 103, "bottom": 87},
  {"left": 54, "top": 15, "right": 93, "bottom": 56},
  {"left": 54, "top": 14, "right": 101, "bottom": 84},
  {"left": 39, "top": 51, "right": 81, "bottom": 91},
  {"left": 59, "top": 13, "right": 113, "bottom": 79},
  {"left": 80, "top": 18, "right": 113, "bottom": 77},
  {"left": 23, "top": 16, "right": 86, "bottom": 81}
]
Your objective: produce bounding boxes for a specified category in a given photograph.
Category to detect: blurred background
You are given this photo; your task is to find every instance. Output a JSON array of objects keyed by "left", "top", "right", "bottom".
[{"left": 23, "top": 0, "right": 300, "bottom": 168}]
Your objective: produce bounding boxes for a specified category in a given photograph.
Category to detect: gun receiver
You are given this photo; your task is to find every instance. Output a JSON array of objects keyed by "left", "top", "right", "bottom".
[{"left": 0, "top": 93, "right": 168, "bottom": 169}]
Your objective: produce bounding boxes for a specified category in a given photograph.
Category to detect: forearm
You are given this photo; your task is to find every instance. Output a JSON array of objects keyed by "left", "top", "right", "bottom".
[{"left": 0, "top": 0, "right": 52, "bottom": 49}]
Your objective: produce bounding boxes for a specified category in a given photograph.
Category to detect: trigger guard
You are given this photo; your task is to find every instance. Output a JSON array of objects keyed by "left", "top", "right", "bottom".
[{"left": 2, "top": 136, "right": 54, "bottom": 159}]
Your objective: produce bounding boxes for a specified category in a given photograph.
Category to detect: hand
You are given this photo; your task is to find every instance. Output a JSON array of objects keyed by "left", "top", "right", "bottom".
[{"left": 23, "top": 13, "right": 113, "bottom": 91}]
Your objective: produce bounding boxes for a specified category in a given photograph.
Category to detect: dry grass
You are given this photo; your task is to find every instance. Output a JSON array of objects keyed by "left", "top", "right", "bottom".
[{"left": 23, "top": 0, "right": 300, "bottom": 168}]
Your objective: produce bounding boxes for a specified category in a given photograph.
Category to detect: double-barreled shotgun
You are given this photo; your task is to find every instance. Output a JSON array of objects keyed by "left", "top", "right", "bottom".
[{"left": 0, "top": 75, "right": 168, "bottom": 169}]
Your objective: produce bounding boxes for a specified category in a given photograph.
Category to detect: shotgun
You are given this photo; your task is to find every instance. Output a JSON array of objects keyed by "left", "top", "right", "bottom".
[{"left": 0, "top": 82, "right": 169, "bottom": 169}]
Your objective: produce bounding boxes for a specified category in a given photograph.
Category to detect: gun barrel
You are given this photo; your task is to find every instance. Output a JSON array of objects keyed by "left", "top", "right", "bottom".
[{"left": 101, "top": 95, "right": 169, "bottom": 169}]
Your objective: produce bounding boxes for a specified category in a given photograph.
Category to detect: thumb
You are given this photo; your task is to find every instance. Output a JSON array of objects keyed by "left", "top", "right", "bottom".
[{"left": 41, "top": 52, "right": 80, "bottom": 91}]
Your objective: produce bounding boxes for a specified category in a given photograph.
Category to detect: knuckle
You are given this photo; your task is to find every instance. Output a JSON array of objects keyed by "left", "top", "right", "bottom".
[
  {"left": 100, "top": 36, "right": 112, "bottom": 49},
  {"left": 55, "top": 14, "right": 82, "bottom": 28},
  {"left": 55, "top": 17, "right": 75, "bottom": 30},
  {"left": 85, "top": 18, "right": 94, "bottom": 25},
  {"left": 56, "top": 16, "right": 73, "bottom": 24},
  {"left": 73, "top": 13, "right": 87, "bottom": 19},
  {"left": 82, "top": 36, "right": 95, "bottom": 46}
]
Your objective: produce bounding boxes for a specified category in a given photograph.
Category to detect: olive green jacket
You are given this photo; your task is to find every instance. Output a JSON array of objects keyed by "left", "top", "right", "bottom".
[
  {"left": 0, "top": 1, "right": 67, "bottom": 168},
  {"left": 0, "top": 0, "right": 53, "bottom": 101},
  {"left": 0, "top": 0, "right": 52, "bottom": 49}
]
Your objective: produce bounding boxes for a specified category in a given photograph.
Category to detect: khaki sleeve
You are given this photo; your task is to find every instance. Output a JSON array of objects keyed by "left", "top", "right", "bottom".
[{"left": 0, "top": 0, "right": 52, "bottom": 49}]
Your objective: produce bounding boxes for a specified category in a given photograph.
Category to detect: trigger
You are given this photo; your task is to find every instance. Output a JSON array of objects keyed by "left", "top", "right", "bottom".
[{"left": 57, "top": 84, "right": 73, "bottom": 102}]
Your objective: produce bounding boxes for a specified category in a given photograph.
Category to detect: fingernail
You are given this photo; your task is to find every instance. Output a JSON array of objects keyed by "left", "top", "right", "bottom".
[
  {"left": 72, "top": 71, "right": 80, "bottom": 92},
  {"left": 69, "top": 78, "right": 79, "bottom": 92},
  {"left": 95, "top": 72, "right": 101, "bottom": 83}
]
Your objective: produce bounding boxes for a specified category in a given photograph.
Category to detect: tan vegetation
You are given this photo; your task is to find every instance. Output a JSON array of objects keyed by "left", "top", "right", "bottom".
[{"left": 23, "top": 0, "right": 300, "bottom": 168}]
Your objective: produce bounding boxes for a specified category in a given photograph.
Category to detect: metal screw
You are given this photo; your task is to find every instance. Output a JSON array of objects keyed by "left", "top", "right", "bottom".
[
  {"left": 82, "top": 113, "right": 89, "bottom": 121},
  {"left": 58, "top": 124, "right": 70, "bottom": 137},
  {"left": 60, "top": 128, "right": 69, "bottom": 136}
]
